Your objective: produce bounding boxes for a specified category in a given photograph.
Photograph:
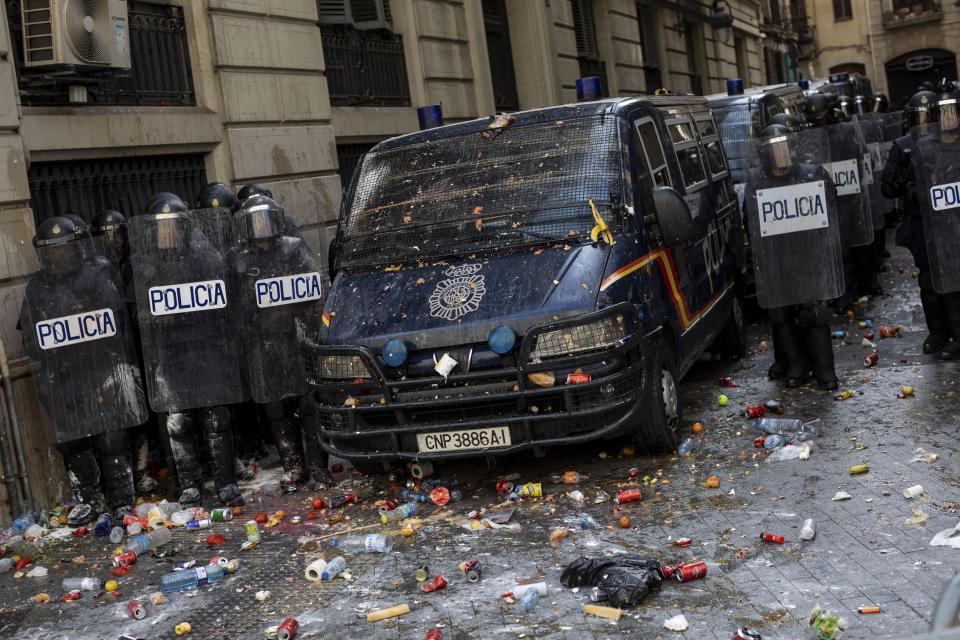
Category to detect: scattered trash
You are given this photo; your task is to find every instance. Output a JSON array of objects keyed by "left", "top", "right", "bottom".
[
  {"left": 766, "top": 443, "right": 812, "bottom": 462},
  {"left": 618, "top": 516, "right": 631, "bottom": 529},
  {"left": 705, "top": 476, "right": 721, "bottom": 488},
  {"left": 421, "top": 574, "right": 448, "bottom": 593},
  {"left": 878, "top": 325, "right": 900, "bottom": 338},
  {"left": 434, "top": 353, "right": 457, "bottom": 379},
  {"left": 25, "top": 565, "right": 47, "bottom": 578},
  {"left": 366, "top": 604, "right": 411, "bottom": 622},
  {"left": 692, "top": 422, "right": 704, "bottom": 434},
  {"left": 913, "top": 448, "right": 939, "bottom": 463},
  {"left": 849, "top": 463, "right": 869, "bottom": 475},
  {"left": 760, "top": 532, "right": 785, "bottom": 544},
  {"left": 527, "top": 372, "right": 555, "bottom": 388},
  {"left": 549, "top": 526, "right": 569, "bottom": 546},
  {"left": 719, "top": 377, "right": 737, "bottom": 387},
  {"left": 578, "top": 513, "right": 599, "bottom": 529},
  {"left": 615, "top": 489, "right": 641, "bottom": 504},
  {"left": 174, "top": 622, "right": 192, "bottom": 636},
  {"left": 832, "top": 491, "right": 852, "bottom": 501},
  {"left": 864, "top": 352, "right": 878, "bottom": 367},
  {"left": 552, "top": 471, "right": 588, "bottom": 484},
  {"left": 128, "top": 599, "right": 147, "bottom": 620},
  {"left": 732, "top": 629, "right": 762, "bottom": 639},
  {"left": 858, "top": 605, "right": 881, "bottom": 614},
  {"left": 898, "top": 386, "right": 915, "bottom": 399},
  {"left": 321, "top": 557, "right": 346, "bottom": 580},
  {"left": 423, "top": 629, "right": 442, "bottom": 640},
  {"left": 663, "top": 614, "right": 689, "bottom": 632},
  {"left": 834, "top": 390, "right": 855, "bottom": 401},
  {"left": 461, "top": 560, "right": 482, "bottom": 583},
  {"left": 800, "top": 519, "right": 816, "bottom": 541},
  {"left": 673, "top": 537, "right": 692, "bottom": 547},
  {"left": 903, "top": 485, "right": 924, "bottom": 499},
  {"left": 30, "top": 593, "right": 49, "bottom": 603},
  {"left": 905, "top": 509, "right": 929, "bottom": 525},
  {"left": 743, "top": 404, "right": 765, "bottom": 419},
  {"left": 675, "top": 560, "right": 708, "bottom": 582},
  {"left": 62, "top": 577, "right": 100, "bottom": 591},
  {"left": 104, "top": 579, "right": 119, "bottom": 592},
  {"left": 150, "top": 592, "right": 168, "bottom": 606},
  {"left": 809, "top": 606, "right": 846, "bottom": 639},
  {"left": 276, "top": 617, "right": 299, "bottom": 640},
  {"left": 930, "top": 522, "right": 960, "bottom": 548},
  {"left": 717, "top": 394, "right": 729, "bottom": 406},
  {"left": 677, "top": 437, "right": 694, "bottom": 457},
  {"left": 561, "top": 556, "right": 661, "bottom": 607}
]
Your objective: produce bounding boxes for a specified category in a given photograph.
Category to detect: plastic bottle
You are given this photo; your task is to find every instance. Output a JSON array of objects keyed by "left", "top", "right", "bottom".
[
  {"left": 124, "top": 527, "right": 172, "bottom": 556},
  {"left": 61, "top": 577, "right": 101, "bottom": 591},
  {"left": 134, "top": 503, "right": 156, "bottom": 518},
  {"left": 170, "top": 508, "right": 203, "bottom": 527},
  {"left": 763, "top": 434, "right": 787, "bottom": 449},
  {"left": 94, "top": 513, "right": 112, "bottom": 537},
  {"left": 5, "top": 537, "right": 41, "bottom": 559},
  {"left": 520, "top": 588, "right": 539, "bottom": 612},
  {"left": 157, "top": 502, "right": 182, "bottom": 517},
  {"left": 678, "top": 437, "right": 694, "bottom": 457},
  {"left": 0, "top": 512, "right": 39, "bottom": 544},
  {"left": 0, "top": 558, "right": 14, "bottom": 574},
  {"left": 800, "top": 518, "right": 816, "bottom": 541},
  {"left": 159, "top": 562, "right": 236, "bottom": 593},
  {"left": 577, "top": 513, "right": 599, "bottom": 529},
  {"left": 330, "top": 534, "right": 393, "bottom": 553},
  {"left": 380, "top": 503, "right": 416, "bottom": 524},
  {"left": 23, "top": 523, "right": 44, "bottom": 540},
  {"left": 551, "top": 471, "right": 589, "bottom": 484},
  {"left": 185, "top": 519, "right": 212, "bottom": 529},
  {"left": 401, "top": 488, "right": 431, "bottom": 503},
  {"left": 109, "top": 526, "right": 125, "bottom": 544},
  {"left": 321, "top": 556, "right": 346, "bottom": 580},
  {"left": 753, "top": 417, "right": 819, "bottom": 437},
  {"left": 126, "top": 521, "right": 142, "bottom": 536}
]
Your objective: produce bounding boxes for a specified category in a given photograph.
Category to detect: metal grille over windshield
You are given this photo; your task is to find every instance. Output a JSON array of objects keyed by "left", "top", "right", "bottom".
[{"left": 339, "top": 115, "right": 622, "bottom": 267}]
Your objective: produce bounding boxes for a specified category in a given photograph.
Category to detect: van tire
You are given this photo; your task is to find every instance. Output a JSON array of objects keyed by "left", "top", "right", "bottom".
[
  {"left": 350, "top": 460, "right": 389, "bottom": 476},
  {"left": 635, "top": 341, "right": 682, "bottom": 453},
  {"left": 716, "top": 295, "right": 747, "bottom": 360}
]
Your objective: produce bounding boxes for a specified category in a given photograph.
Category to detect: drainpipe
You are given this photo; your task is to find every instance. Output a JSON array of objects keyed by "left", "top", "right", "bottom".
[{"left": 0, "top": 337, "right": 32, "bottom": 513}]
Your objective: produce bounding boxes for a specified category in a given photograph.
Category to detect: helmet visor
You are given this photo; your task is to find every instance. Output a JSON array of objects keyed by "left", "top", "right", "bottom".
[
  {"left": 153, "top": 215, "right": 188, "bottom": 251},
  {"left": 242, "top": 204, "right": 285, "bottom": 241},
  {"left": 940, "top": 99, "right": 959, "bottom": 132},
  {"left": 762, "top": 135, "right": 792, "bottom": 172},
  {"left": 914, "top": 110, "right": 933, "bottom": 135}
]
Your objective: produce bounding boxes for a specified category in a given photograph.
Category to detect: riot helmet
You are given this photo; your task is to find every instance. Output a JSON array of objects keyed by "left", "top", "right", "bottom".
[
  {"left": 91, "top": 210, "right": 128, "bottom": 266},
  {"left": 63, "top": 212, "right": 91, "bottom": 238},
  {"left": 239, "top": 195, "right": 286, "bottom": 243},
  {"left": 871, "top": 92, "right": 890, "bottom": 113},
  {"left": 236, "top": 183, "right": 273, "bottom": 204},
  {"left": 936, "top": 88, "right": 960, "bottom": 133},
  {"left": 196, "top": 182, "right": 238, "bottom": 211},
  {"left": 33, "top": 216, "right": 84, "bottom": 276},
  {"left": 147, "top": 192, "right": 187, "bottom": 213},
  {"left": 853, "top": 95, "right": 868, "bottom": 115},
  {"left": 142, "top": 194, "right": 190, "bottom": 251},
  {"left": 768, "top": 112, "right": 803, "bottom": 132},
  {"left": 758, "top": 124, "right": 793, "bottom": 174},
  {"left": 906, "top": 90, "right": 938, "bottom": 135},
  {"left": 804, "top": 94, "right": 833, "bottom": 124}
]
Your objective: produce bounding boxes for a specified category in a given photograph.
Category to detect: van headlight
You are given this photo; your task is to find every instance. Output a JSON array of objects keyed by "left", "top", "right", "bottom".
[{"left": 529, "top": 314, "right": 627, "bottom": 360}]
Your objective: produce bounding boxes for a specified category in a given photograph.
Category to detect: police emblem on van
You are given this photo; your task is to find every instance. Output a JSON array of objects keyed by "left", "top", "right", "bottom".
[
  {"left": 35, "top": 308, "right": 117, "bottom": 350},
  {"left": 428, "top": 264, "right": 486, "bottom": 321},
  {"left": 148, "top": 280, "right": 228, "bottom": 316}
]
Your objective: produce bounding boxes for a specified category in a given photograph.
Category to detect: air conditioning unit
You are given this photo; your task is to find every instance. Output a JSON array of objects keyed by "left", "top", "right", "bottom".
[{"left": 21, "top": 0, "right": 131, "bottom": 70}]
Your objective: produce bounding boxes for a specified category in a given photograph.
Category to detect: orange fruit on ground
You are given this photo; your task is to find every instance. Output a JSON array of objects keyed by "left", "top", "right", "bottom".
[{"left": 692, "top": 422, "right": 703, "bottom": 434}]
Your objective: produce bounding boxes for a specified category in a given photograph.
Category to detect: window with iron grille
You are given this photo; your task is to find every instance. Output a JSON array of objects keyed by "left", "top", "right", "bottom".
[
  {"left": 28, "top": 154, "right": 208, "bottom": 225},
  {"left": 320, "top": 24, "right": 411, "bottom": 107},
  {"left": 482, "top": 0, "right": 519, "bottom": 111},
  {"left": 833, "top": 0, "right": 852, "bottom": 20},
  {"left": 5, "top": 1, "right": 196, "bottom": 106},
  {"left": 570, "top": 0, "right": 608, "bottom": 96}
]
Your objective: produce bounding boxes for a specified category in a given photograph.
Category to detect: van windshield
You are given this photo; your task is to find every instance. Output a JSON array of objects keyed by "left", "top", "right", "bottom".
[{"left": 338, "top": 115, "right": 622, "bottom": 268}]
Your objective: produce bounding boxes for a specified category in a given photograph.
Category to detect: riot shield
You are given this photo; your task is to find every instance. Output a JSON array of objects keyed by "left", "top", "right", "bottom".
[
  {"left": 129, "top": 212, "right": 246, "bottom": 413},
  {"left": 190, "top": 207, "right": 236, "bottom": 254},
  {"left": 912, "top": 130, "right": 960, "bottom": 293},
  {"left": 880, "top": 111, "right": 905, "bottom": 166},
  {"left": 744, "top": 127, "right": 845, "bottom": 308},
  {"left": 855, "top": 115, "right": 887, "bottom": 228},
  {"left": 18, "top": 235, "right": 148, "bottom": 443},
  {"left": 821, "top": 120, "right": 874, "bottom": 247}
]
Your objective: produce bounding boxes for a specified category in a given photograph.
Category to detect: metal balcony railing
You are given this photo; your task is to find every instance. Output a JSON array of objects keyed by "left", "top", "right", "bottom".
[
  {"left": 883, "top": 0, "right": 943, "bottom": 29},
  {"left": 320, "top": 25, "right": 411, "bottom": 107}
]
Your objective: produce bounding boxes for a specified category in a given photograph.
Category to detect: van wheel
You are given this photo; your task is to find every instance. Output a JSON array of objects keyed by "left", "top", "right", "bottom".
[
  {"left": 350, "top": 460, "right": 389, "bottom": 476},
  {"left": 716, "top": 295, "right": 747, "bottom": 360},
  {"left": 635, "top": 341, "right": 682, "bottom": 453}
]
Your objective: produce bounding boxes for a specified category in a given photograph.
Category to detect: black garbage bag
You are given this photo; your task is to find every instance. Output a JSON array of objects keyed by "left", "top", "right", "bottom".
[{"left": 561, "top": 555, "right": 663, "bottom": 608}]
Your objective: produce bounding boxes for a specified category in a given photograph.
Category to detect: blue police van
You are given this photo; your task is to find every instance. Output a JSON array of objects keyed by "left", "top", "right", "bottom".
[{"left": 303, "top": 94, "right": 746, "bottom": 466}]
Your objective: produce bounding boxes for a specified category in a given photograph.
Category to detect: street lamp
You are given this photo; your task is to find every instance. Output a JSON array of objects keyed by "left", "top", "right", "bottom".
[{"left": 710, "top": 0, "right": 734, "bottom": 44}]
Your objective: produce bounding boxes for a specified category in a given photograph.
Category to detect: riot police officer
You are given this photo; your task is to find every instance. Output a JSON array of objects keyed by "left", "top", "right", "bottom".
[
  {"left": 128, "top": 194, "right": 247, "bottom": 505},
  {"left": 882, "top": 90, "right": 945, "bottom": 354},
  {"left": 871, "top": 92, "right": 891, "bottom": 113},
  {"left": 236, "top": 183, "right": 301, "bottom": 239},
  {"left": 197, "top": 182, "right": 239, "bottom": 213},
  {"left": 231, "top": 195, "right": 332, "bottom": 490},
  {"left": 746, "top": 125, "right": 844, "bottom": 389},
  {"left": 902, "top": 87, "right": 960, "bottom": 359},
  {"left": 19, "top": 217, "right": 147, "bottom": 524}
]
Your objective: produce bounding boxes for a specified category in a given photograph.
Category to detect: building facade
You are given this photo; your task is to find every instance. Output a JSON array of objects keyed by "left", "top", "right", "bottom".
[{"left": 0, "top": 0, "right": 771, "bottom": 521}]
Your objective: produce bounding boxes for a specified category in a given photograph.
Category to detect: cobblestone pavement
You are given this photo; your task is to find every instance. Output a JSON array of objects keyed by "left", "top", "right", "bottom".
[{"left": 1, "top": 239, "right": 959, "bottom": 640}]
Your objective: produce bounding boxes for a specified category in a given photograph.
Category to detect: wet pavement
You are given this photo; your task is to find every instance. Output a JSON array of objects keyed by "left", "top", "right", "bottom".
[{"left": 2, "top": 237, "right": 960, "bottom": 640}]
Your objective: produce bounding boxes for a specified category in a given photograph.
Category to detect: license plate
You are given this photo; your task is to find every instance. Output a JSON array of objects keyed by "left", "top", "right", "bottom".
[{"left": 416, "top": 426, "right": 512, "bottom": 453}]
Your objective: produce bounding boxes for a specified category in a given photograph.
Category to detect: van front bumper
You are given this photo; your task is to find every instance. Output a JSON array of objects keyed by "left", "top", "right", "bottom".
[{"left": 301, "top": 304, "right": 651, "bottom": 460}]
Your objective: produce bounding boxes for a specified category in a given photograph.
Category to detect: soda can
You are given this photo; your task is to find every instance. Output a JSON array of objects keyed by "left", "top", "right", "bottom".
[
  {"left": 754, "top": 435, "right": 766, "bottom": 448},
  {"left": 127, "top": 599, "right": 146, "bottom": 620},
  {"left": 415, "top": 565, "right": 429, "bottom": 582},
  {"left": 718, "top": 376, "right": 737, "bottom": 387},
  {"left": 760, "top": 532, "right": 785, "bottom": 544},
  {"left": 112, "top": 552, "right": 138, "bottom": 568},
  {"left": 864, "top": 352, "right": 878, "bottom": 367},
  {"left": 245, "top": 520, "right": 262, "bottom": 543},
  {"left": 466, "top": 510, "right": 480, "bottom": 520},
  {"left": 764, "top": 400, "right": 783, "bottom": 414},
  {"left": 210, "top": 555, "right": 229, "bottom": 568},
  {"left": 628, "top": 467, "right": 639, "bottom": 479},
  {"left": 422, "top": 574, "right": 448, "bottom": 593},
  {"left": 566, "top": 372, "right": 591, "bottom": 384},
  {"left": 277, "top": 617, "right": 299, "bottom": 640},
  {"left": 743, "top": 405, "right": 765, "bottom": 419},
  {"left": 495, "top": 480, "right": 514, "bottom": 494},
  {"left": 424, "top": 630, "right": 443, "bottom": 640},
  {"left": 659, "top": 563, "right": 679, "bottom": 579},
  {"left": 673, "top": 537, "right": 692, "bottom": 547},
  {"left": 210, "top": 508, "right": 233, "bottom": 522},
  {"left": 186, "top": 519, "right": 212, "bottom": 529},
  {"left": 615, "top": 489, "right": 641, "bottom": 505},
  {"left": 675, "top": 560, "right": 708, "bottom": 582},
  {"left": 462, "top": 560, "right": 482, "bottom": 583},
  {"left": 732, "top": 629, "right": 762, "bottom": 640}
]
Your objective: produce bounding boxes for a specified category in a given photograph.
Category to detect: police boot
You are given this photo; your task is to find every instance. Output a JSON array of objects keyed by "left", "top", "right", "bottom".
[
  {"left": 202, "top": 406, "right": 244, "bottom": 506},
  {"left": 92, "top": 430, "right": 135, "bottom": 513},
  {"left": 165, "top": 411, "right": 202, "bottom": 505},
  {"left": 58, "top": 440, "right": 108, "bottom": 526},
  {"left": 919, "top": 279, "right": 950, "bottom": 353},
  {"left": 768, "top": 308, "right": 806, "bottom": 387},
  {"left": 940, "top": 292, "right": 960, "bottom": 361},
  {"left": 265, "top": 400, "right": 305, "bottom": 493},
  {"left": 798, "top": 305, "right": 839, "bottom": 390}
]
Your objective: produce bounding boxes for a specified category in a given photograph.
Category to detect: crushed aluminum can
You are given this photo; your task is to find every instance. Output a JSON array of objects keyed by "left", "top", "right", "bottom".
[
  {"left": 673, "top": 537, "right": 693, "bottom": 547},
  {"left": 466, "top": 510, "right": 481, "bottom": 520},
  {"left": 173, "top": 560, "right": 196, "bottom": 572},
  {"left": 628, "top": 467, "right": 639, "bottom": 479},
  {"left": 422, "top": 574, "right": 448, "bottom": 593},
  {"left": 764, "top": 399, "right": 783, "bottom": 414},
  {"left": 424, "top": 630, "right": 443, "bottom": 640},
  {"left": 718, "top": 376, "right": 737, "bottom": 387},
  {"left": 754, "top": 435, "right": 766, "bottom": 448},
  {"left": 210, "top": 555, "right": 229, "bottom": 568},
  {"left": 241, "top": 540, "right": 258, "bottom": 551},
  {"left": 113, "top": 552, "right": 138, "bottom": 568},
  {"left": 675, "top": 560, "right": 708, "bottom": 582},
  {"left": 864, "top": 352, "right": 878, "bottom": 367},
  {"left": 289, "top": 515, "right": 303, "bottom": 525},
  {"left": 760, "top": 532, "right": 785, "bottom": 544},
  {"left": 128, "top": 599, "right": 146, "bottom": 620},
  {"left": 277, "top": 617, "right": 299, "bottom": 640},
  {"left": 658, "top": 563, "right": 680, "bottom": 579},
  {"left": 61, "top": 590, "right": 82, "bottom": 602},
  {"left": 495, "top": 480, "right": 514, "bottom": 494},
  {"left": 566, "top": 372, "right": 591, "bottom": 384},
  {"left": 742, "top": 405, "right": 765, "bottom": 419},
  {"left": 462, "top": 560, "right": 482, "bottom": 583},
  {"left": 614, "top": 489, "right": 641, "bottom": 505},
  {"left": 732, "top": 629, "right": 762, "bottom": 640}
]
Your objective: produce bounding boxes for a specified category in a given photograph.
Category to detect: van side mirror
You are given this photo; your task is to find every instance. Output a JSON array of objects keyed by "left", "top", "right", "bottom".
[{"left": 652, "top": 186, "right": 696, "bottom": 246}]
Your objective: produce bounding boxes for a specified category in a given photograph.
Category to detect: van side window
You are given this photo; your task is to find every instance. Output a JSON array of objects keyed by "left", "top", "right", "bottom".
[
  {"left": 668, "top": 118, "right": 707, "bottom": 191},
  {"left": 635, "top": 119, "right": 670, "bottom": 188},
  {"left": 697, "top": 116, "right": 728, "bottom": 178}
]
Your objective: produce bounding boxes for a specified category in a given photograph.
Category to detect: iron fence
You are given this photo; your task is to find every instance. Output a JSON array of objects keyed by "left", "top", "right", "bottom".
[{"left": 321, "top": 25, "right": 411, "bottom": 107}]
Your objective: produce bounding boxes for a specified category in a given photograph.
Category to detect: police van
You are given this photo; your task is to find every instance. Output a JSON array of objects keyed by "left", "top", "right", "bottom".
[{"left": 304, "top": 94, "right": 746, "bottom": 467}]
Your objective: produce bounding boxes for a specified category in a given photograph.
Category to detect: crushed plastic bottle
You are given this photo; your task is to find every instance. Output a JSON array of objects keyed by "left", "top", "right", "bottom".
[
  {"left": 551, "top": 471, "right": 589, "bottom": 484},
  {"left": 577, "top": 513, "right": 599, "bottom": 529},
  {"left": 134, "top": 503, "right": 156, "bottom": 519},
  {"left": 124, "top": 527, "right": 172, "bottom": 556},
  {"left": 0, "top": 558, "right": 14, "bottom": 574},
  {"left": 170, "top": 508, "right": 204, "bottom": 527},
  {"left": 94, "top": 513, "right": 112, "bottom": 537},
  {"left": 61, "top": 577, "right": 101, "bottom": 592},
  {"left": 677, "top": 437, "right": 694, "bottom": 457},
  {"left": 380, "top": 503, "right": 416, "bottom": 524},
  {"left": 109, "top": 526, "right": 125, "bottom": 544},
  {"left": 321, "top": 556, "right": 346, "bottom": 580},
  {"left": 752, "top": 418, "right": 819, "bottom": 440},
  {"left": 23, "top": 523, "right": 44, "bottom": 540},
  {"left": 159, "top": 561, "right": 237, "bottom": 593},
  {"left": 520, "top": 588, "right": 540, "bottom": 612},
  {"left": 763, "top": 434, "right": 789, "bottom": 449},
  {"left": 330, "top": 534, "right": 393, "bottom": 553},
  {"left": 800, "top": 519, "right": 816, "bottom": 541},
  {"left": 0, "top": 512, "right": 39, "bottom": 544}
]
